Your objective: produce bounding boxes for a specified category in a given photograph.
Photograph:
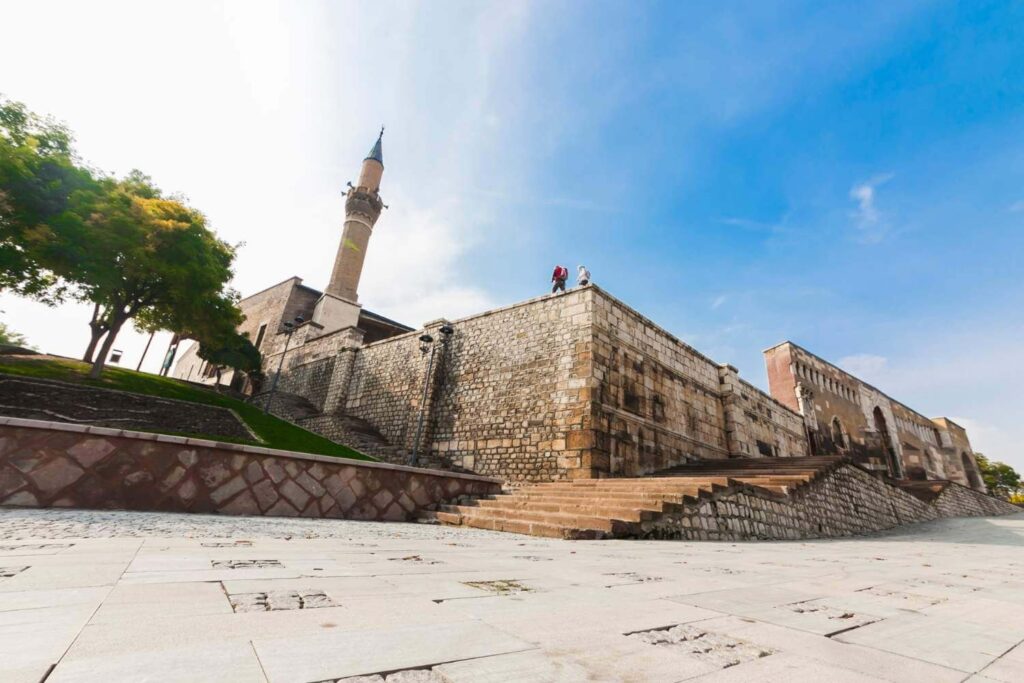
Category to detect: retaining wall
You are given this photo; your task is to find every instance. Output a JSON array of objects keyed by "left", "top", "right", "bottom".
[
  {"left": 642, "top": 462, "right": 1020, "bottom": 541},
  {"left": 0, "top": 417, "right": 501, "bottom": 521}
]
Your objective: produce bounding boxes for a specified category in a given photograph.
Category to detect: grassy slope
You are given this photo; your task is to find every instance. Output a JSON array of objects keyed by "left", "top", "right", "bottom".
[{"left": 0, "top": 355, "right": 371, "bottom": 461}]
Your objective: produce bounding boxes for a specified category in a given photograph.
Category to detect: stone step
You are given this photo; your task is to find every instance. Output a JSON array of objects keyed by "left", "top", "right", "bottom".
[
  {"left": 495, "top": 488, "right": 706, "bottom": 503},
  {"left": 438, "top": 504, "right": 639, "bottom": 535},
  {"left": 521, "top": 484, "right": 720, "bottom": 495},
  {"left": 423, "top": 456, "right": 845, "bottom": 540},
  {"left": 503, "top": 491, "right": 706, "bottom": 505},
  {"left": 536, "top": 476, "right": 731, "bottom": 488},
  {"left": 472, "top": 497, "right": 669, "bottom": 521},
  {"left": 417, "top": 509, "right": 603, "bottom": 539}
]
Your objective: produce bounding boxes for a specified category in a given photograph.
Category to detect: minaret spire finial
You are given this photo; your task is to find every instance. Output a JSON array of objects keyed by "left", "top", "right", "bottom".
[{"left": 365, "top": 127, "right": 384, "bottom": 165}]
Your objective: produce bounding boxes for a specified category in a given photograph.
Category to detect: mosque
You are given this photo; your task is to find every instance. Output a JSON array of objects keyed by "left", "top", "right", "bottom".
[{"left": 173, "top": 133, "right": 987, "bottom": 493}]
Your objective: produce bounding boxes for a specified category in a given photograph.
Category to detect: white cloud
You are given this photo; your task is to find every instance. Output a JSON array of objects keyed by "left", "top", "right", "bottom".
[
  {"left": 710, "top": 295, "right": 728, "bottom": 310},
  {"left": 0, "top": 0, "right": 533, "bottom": 367},
  {"left": 838, "top": 353, "right": 889, "bottom": 382},
  {"left": 1009, "top": 200, "right": 1024, "bottom": 213},
  {"left": 849, "top": 172, "right": 894, "bottom": 243},
  {"left": 359, "top": 199, "right": 498, "bottom": 327}
]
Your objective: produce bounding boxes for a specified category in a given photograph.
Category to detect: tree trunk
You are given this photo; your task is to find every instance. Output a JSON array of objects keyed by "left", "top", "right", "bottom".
[
  {"left": 136, "top": 331, "right": 155, "bottom": 372},
  {"left": 88, "top": 316, "right": 125, "bottom": 379},
  {"left": 83, "top": 304, "right": 108, "bottom": 362},
  {"left": 83, "top": 325, "right": 106, "bottom": 363}
]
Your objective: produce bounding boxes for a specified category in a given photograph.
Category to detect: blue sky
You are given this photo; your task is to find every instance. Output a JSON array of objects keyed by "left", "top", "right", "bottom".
[{"left": 2, "top": 0, "right": 1022, "bottom": 466}]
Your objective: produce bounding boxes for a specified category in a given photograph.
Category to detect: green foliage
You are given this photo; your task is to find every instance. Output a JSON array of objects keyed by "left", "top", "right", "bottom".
[
  {"left": 1, "top": 97, "right": 245, "bottom": 379},
  {"left": 0, "top": 321, "right": 32, "bottom": 348},
  {"left": 71, "top": 173, "right": 237, "bottom": 375},
  {"left": 974, "top": 453, "right": 1022, "bottom": 500},
  {"left": 70, "top": 173, "right": 240, "bottom": 378},
  {"left": 0, "top": 355, "right": 369, "bottom": 460},
  {"left": 0, "top": 95, "right": 103, "bottom": 302},
  {"left": 197, "top": 331, "right": 263, "bottom": 384}
]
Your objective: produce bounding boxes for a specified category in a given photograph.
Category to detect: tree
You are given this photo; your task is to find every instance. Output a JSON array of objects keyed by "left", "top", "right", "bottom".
[
  {"left": 70, "top": 173, "right": 237, "bottom": 379},
  {"left": 974, "top": 454, "right": 1022, "bottom": 500},
  {"left": 196, "top": 331, "right": 263, "bottom": 388},
  {"left": 0, "top": 320, "right": 33, "bottom": 348},
  {"left": 133, "top": 288, "right": 244, "bottom": 375},
  {"left": 1, "top": 98, "right": 243, "bottom": 379},
  {"left": 0, "top": 96, "right": 101, "bottom": 302}
]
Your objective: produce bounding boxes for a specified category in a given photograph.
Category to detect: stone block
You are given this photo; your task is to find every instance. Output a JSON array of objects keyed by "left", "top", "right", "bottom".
[{"left": 28, "top": 457, "right": 85, "bottom": 493}]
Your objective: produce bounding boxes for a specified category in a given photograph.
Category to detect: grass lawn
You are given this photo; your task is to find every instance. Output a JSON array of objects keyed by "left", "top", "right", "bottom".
[{"left": 0, "top": 354, "right": 372, "bottom": 461}]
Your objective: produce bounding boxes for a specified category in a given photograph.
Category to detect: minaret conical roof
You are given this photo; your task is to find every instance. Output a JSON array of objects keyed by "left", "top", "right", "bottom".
[{"left": 365, "top": 127, "right": 383, "bottom": 165}]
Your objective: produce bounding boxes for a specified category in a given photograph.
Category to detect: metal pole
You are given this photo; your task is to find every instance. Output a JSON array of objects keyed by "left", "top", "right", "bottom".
[
  {"left": 263, "top": 330, "right": 293, "bottom": 414},
  {"left": 136, "top": 331, "right": 155, "bottom": 372},
  {"left": 408, "top": 342, "right": 437, "bottom": 466}
]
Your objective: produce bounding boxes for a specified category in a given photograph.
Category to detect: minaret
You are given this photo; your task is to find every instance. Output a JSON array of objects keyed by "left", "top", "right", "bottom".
[
  {"left": 328, "top": 129, "right": 385, "bottom": 303},
  {"left": 312, "top": 130, "right": 386, "bottom": 333}
]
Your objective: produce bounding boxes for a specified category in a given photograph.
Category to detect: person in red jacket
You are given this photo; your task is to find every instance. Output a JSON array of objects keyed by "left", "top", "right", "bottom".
[{"left": 551, "top": 264, "right": 568, "bottom": 293}]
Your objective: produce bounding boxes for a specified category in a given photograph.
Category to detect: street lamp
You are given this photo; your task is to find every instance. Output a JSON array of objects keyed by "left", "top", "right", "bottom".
[
  {"left": 408, "top": 323, "right": 454, "bottom": 466},
  {"left": 263, "top": 315, "right": 304, "bottom": 414}
]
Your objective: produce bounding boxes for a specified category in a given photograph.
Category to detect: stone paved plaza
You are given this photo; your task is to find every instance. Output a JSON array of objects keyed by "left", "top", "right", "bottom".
[{"left": 1, "top": 509, "right": 1022, "bottom": 682}]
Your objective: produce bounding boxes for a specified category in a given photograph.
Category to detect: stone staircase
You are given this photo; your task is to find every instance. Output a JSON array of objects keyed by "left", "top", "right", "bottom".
[
  {"left": 254, "top": 391, "right": 410, "bottom": 465},
  {"left": 419, "top": 456, "right": 846, "bottom": 539},
  {"left": 299, "top": 414, "right": 409, "bottom": 465}
]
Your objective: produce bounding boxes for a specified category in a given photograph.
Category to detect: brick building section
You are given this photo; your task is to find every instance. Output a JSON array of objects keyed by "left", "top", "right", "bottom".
[
  {"left": 590, "top": 292, "right": 807, "bottom": 478},
  {"left": 175, "top": 277, "right": 410, "bottom": 387},
  {"left": 261, "top": 287, "right": 808, "bottom": 483},
  {"left": 763, "top": 342, "right": 985, "bottom": 492},
  {"left": 0, "top": 418, "right": 500, "bottom": 520}
]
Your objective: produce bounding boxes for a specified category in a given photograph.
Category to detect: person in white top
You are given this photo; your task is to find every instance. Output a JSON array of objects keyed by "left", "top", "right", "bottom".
[{"left": 577, "top": 265, "right": 591, "bottom": 287}]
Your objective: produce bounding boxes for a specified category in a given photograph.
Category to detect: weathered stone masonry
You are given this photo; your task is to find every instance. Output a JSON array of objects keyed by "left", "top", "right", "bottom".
[
  {"left": 641, "top": 461, "right": 1020, "bottom": 542},
  {"left": 764, "top": 342, "right": 987, "bottom": 492},
  {"left": 266, "top": 286, "right": 808, "bottom": 483},
  {"left": 0, "top": 417, "right": 500, "bottom": 520}
]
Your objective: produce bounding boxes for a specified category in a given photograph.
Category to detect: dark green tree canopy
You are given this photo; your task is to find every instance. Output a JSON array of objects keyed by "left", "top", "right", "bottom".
[{"left": 974, "top": 454, "right": 1021, "bottom": 500}]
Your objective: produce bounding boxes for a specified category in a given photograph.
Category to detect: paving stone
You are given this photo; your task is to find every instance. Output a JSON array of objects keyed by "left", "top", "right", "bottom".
[
  {"left": 462, "top": 579, "right": 532, "bottom": 595},
  {"left": 0, "top": 509, "right": 1020, "bottom": 682},
  {"left": 228, "top": 589, "right": 335, "bottom": 612},
  {"left": 627, "top": 623, "right": 774, "bottom": 668},
  {"left": 211, "top": 559, "right": 283, "bottom": 569}
]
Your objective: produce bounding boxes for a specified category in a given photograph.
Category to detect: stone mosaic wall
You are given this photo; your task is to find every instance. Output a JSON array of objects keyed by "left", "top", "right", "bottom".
[
  {"left": 641, "top": 462, "right": 1018, "bottom": 541},
  {"left": 0, "top": 418, "right": 500, "bottom": 520}
]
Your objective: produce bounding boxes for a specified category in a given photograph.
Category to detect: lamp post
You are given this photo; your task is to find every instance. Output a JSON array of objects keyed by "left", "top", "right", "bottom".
[
  {"left": 408, "top": 323, "right": 454, "bottom": 466},
  {"left": 263, "top": 315, "right": 304, "bottom": 414}
]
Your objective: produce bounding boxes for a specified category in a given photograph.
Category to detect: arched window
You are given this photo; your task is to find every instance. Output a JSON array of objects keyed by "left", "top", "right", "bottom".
[{"left": 830, "top": 417, "right": 847, "bottom": 451}]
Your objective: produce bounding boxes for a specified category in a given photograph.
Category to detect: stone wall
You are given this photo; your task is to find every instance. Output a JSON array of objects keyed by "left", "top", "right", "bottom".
[
  {"left": 350, "top": 293, "right": 595, "bottom": 482},
  {"left": 642, "top": 461, "right": 1019, "bottom": 541},
  {"left": 0, "top": 417, "right": 500, "bottom": 521},
  {"left": 0, "top": 375, "right": 254, "bottom": 442},
  {"left": 260, "top": 287, "right": 814, "bottom": 484},
  {"left": 764, "top": 342, "right": 986, "bottom": 492},
  {"left": 176, "top": 277, "right": 321, "bottom": 385}
]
